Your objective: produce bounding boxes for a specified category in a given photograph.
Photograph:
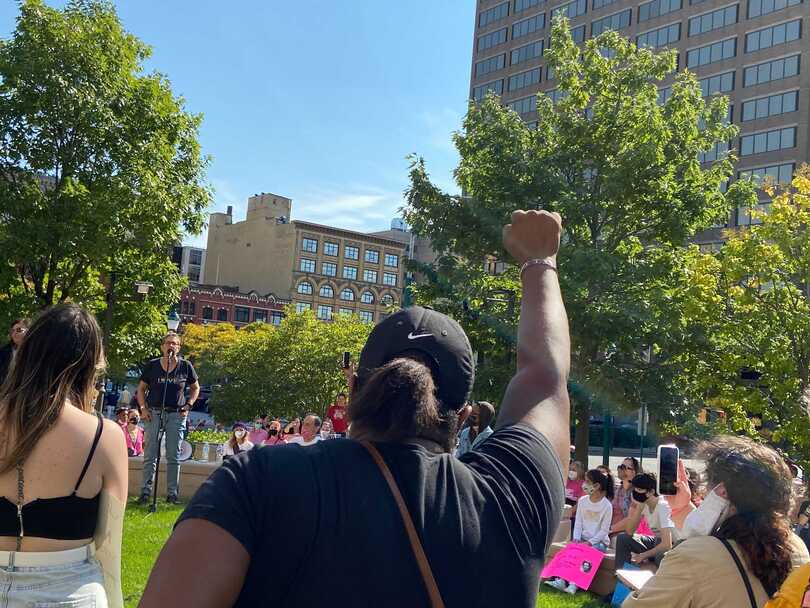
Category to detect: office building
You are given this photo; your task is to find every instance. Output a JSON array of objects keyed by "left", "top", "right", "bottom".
[
  {"left": 469, "top": 0, "right": 807, "bottom": 248},
  {"left": 204, "top": 193, "right": 408, "bottom": 324},
  {"left": 172, "top": 245, "right": 206, "bottom": 285}
]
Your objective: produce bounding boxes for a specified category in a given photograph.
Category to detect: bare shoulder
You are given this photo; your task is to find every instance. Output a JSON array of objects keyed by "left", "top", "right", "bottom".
[{"left": 98, "top": 417, "right": 127, "bottom": 459}]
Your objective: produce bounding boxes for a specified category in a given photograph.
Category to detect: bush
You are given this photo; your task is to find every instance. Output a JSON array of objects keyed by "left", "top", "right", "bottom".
[{"left": 187, "top": 429, "right": 229, "bottom": 444}]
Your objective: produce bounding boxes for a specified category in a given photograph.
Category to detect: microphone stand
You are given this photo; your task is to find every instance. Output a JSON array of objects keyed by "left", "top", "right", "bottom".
[{"left": 149, "top": 350, "right": 174, "bottom": 513}]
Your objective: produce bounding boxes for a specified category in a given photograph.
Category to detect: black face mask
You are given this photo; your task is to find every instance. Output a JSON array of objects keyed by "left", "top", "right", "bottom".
[
  {"left": 268, "top": 429, "right": 278, "bottom": 436},
  {"left": 633, "top": 490, "right": 649, "bottom": 504}
]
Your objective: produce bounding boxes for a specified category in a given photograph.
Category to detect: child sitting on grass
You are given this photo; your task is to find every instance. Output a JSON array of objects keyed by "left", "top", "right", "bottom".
[{"left": 546, "top": 468, "right": 615, "bottom": 595}]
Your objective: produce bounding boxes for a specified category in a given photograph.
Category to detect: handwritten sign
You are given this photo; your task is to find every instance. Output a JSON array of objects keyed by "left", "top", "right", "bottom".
[{"left": 541, "top": 543, "right": 606, "bottom": 591}]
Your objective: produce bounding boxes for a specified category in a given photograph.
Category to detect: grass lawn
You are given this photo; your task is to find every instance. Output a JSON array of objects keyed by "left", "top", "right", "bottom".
[{"left": 120, "top": 500, "right": 604, "bottom": 607}]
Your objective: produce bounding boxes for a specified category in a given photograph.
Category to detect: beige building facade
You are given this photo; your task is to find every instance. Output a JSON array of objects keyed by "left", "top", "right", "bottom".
[{"left": 203, "top": 193, "right": 407, "bottom": 324}]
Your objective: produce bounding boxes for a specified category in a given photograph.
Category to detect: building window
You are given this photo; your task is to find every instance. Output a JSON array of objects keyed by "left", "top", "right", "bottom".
[
  {"left": 511, "top": 40, "right": 544, "bottom": 65},
  {"left": 740, "top": 126, "right": 796, "bottom": 156},
  {"left": 591, "top": 9, "right": 632, "bottom": 36},
  {"left": 364, "top": 269, "right": 378, "bottom": 283},
  {"left": 637, "top": 23, "right": 681, "bottom": 48},
  {"left": 508, "top": 95, "right": 536, "bottom": 115},
  {"left": 381, "top": 294, "right": 395, "bottom": 307},
  {"left": 359, "top": 311, "right": 374, "bottom": 324},
  {"left": 699, "top": 141, "right": 730, "bottom": 163},
  {"left": 343, "top": 265, "right": 358, "bottom": 280},
  {"left": 297, "top": 281, "right": 313, "bottom": 295},
  {"left": 361, "top": 291, "right": 375, "bottom": 304},
  {"left": 508, "top": 68, "right": 541, "bottom": 92},
  {"left": 188, "top": 301, "right": 195, "bottom": 315},
  {"left": 296, "top": 302, "right": 311, "bottom": 313},
  {"left": 317, "top": 305, "right": 333, "bottom": 320},
  {"left": 479, "top": 1, "right": 510, "bottom": 27},
  {"left": 189, "top": 249, "right": 203, "bottom": 265},
  {"left": 235, "top": 307, "right": 250, "bottom": 323},
  {"left": 478, "top": 28, "right": 508, "bottom": 52},
  {"left": 300, "top": 258, "right": 316, "bottom": 273},
  {"left": 271, "top": 312, "right": 283, "bottom": 325},
  {"left": 202, "top": 306, "right": 213, "bottom": 320},
  {"left": 571, "top": 24, "right": 587, "bottom": 43},
  {"left": 658, "top": 86, "right": 673, "bottom": 105},
  {"left": 552, "top": 0, "right": 587, "bottom": 20},
  {"left": 686, "top": 37, "right": 736, "bottom": 68},
  {"left": 748, "top": 0, "right": 801, "bottom": 18},
  {"left": 688, "top": 5, "right": 738, "bottom": 37},
  {"left": 515, "top": 0, "right": 542, "bottom": 12},
  {"left": 738, "top": 162, "right": 795, "bottom": 186},
  {"left": 593, "top": 0, "right": 620, "bottom": 9},
  {"left": 301, "top": 238, "right": 318, "bottom": 253},
  {"left": 340, "top": 288, "right": 355, "bottom": 301},
  {"left": 365, "top": 249, "right": 380, "bottom": 264},
  {"left": 699, "top": 71, "right": 735, "bottom": 96},
  {"left": 547, "top": 88, "right": 568, "bottom": 104},
  {"left": 345, "top": 245, "right": 359, "bottom": 260},
  {"left": 743, "top": 54, "right": 799, "bottom": 86},
  {"left": 473, "top": 79, "right": 504, "bottom": 101},
  {"left": 384, "top": 254, "right": 399, "bottom": 268},
  {"left": 742, "top": 90, "right": 798, "bottom": 121},
  {"left": 181, "top": 301, "right": 189, "bottom": 315},
  {"left": 474, "top": 54, "right": 506, "bottom": 78},
  {"left": 638, "top": 0, "right": 681, "bottom": 22},
  {"left": 187, "top": 268, "right": 200, "bottom": 282},
  {"left": 338, "top": 308, "right": 354, "bottom": 316},
  {"left": 745, "top": 19, "right": 801, "bottom": 53},
  {"left": 383, "top": 273, "right": 398, "bottom": 287},
  {"left": 322, "top": 262, "right": 337, "bottom": 277},
  {"left": 319, "top": 285, "right": 334, "bottom": 298},
  {"left": 324, "top": 242, "right": 339, "bottom": 256},
  {"left": 253, "top": 309, "right": 267, "bottom": 323},
  {"left": 217, "top": 309, "right": 228, "bottom": 322},
  {"left": 513, "top": 13, "right": 546, "bottom": 40}
]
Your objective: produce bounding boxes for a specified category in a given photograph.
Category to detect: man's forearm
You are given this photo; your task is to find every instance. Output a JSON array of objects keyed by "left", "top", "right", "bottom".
[{"left": 189, "top": 384, "right": 200, "bottom": 404}]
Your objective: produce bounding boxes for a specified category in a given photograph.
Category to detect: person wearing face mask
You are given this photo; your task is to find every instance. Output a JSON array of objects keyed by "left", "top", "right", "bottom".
[
  {"left": 615, "top": 472, "right": 677, "bottom": 570},
  {"left": 248, "top": 415, "right": 268, "bottom": 445},
  {"left": 288, "top": 414, "right": 323, "bottom": 447},
  {"left": 622, "top": 436, "right": 810, "bottom": 608},
  {"left": 546, "top": 468, "right": 615, "bottom": 594},
  {"left": 223, "top": 423, "right": 254, "bottom": 458},
  {"left": 125, "top": 409, "right": 144, "bottom": 457},
  {"left": 263, "top": 420, "right": 286, "bottom": 446}
]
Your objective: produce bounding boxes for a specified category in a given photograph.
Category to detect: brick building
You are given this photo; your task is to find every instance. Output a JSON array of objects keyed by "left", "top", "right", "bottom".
[{"left": 179, "top": 284, "right": 288, "bottom": 327}]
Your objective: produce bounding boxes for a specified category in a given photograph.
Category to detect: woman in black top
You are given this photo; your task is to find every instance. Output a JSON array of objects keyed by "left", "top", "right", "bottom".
[{"left": 0, "top": 305, "right": 128, "bottom": 607}]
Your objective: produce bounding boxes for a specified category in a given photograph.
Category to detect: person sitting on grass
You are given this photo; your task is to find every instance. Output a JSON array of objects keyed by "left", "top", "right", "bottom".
[
  {"left": 615, "top": 472, "right": 677, "bottom": 570},
  {"left": 546, "top": 468, "right": 615, "bottom": 594}
]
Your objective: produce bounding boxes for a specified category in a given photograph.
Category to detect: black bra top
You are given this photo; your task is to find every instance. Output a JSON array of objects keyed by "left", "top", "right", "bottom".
[{"left": 0, "top": 412, "right": 104, "bottom": 541}]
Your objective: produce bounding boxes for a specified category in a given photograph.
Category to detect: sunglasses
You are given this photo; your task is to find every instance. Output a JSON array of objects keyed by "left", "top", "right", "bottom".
[{"left": 618, "top": 464, "right": 635, "bottom": 471}]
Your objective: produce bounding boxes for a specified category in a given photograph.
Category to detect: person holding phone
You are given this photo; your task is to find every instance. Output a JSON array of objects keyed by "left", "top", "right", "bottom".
[{"left": 615, "top": 472, "right": 677, "bottom": 569}]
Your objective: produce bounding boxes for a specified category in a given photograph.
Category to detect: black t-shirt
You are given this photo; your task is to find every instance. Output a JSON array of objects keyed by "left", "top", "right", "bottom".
[
  {"left": 139, "top": 357, "right": 198, "bottom": 409},
  {"left": 178, "top": 424, "right": 564, "bottom": 607}
]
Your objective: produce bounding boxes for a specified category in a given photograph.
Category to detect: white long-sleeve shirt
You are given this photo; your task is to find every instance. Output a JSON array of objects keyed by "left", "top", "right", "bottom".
[{"left": 573, "top": 495, "right": 612, "bottom": 546}]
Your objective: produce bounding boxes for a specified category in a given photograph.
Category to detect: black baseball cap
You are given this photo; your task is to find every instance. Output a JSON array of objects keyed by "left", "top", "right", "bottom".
[{"left": 357, "top": 306, "right": 474, "bottom": 410}]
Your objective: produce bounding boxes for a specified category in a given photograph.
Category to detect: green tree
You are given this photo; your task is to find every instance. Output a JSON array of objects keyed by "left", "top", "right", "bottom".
[
  {"left": 674, "top": 166, "right": 810, "bottom": 464},
  {"left": 0, "top": 0, "right": 210, "bottom": 371},
  {"left": 181, "top": 322, "right": 240, "bottom": 385},
  {"left": 404, "top": 18, "right": 747, "bottom": 463},
  {"left": 209, "top": 308, "right": 372, "bottom": 424}
]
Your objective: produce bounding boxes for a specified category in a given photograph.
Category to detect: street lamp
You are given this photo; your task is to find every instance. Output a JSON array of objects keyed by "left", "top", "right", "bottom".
[{"left": 167, "top": 310, "right": 181, "bottom": 331}]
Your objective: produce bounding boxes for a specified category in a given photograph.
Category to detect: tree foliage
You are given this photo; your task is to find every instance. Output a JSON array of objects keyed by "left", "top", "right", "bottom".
[
  {"left": 184, "top": 308, "right": 372, "bottom": 424},
  {"left": 404, "top": 18, "right": 748, "bottom": 462},
  {"left": 0, "top": 0, "right": 211, "bottom": 372}
]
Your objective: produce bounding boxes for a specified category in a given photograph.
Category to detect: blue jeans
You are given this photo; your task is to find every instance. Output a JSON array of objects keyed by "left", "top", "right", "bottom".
[{"left": 141, "top": 410, "right": 185, "bottom": 498}]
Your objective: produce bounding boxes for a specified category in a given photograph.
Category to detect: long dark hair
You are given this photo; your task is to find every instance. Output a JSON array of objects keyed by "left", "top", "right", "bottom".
[
  {"left": 348, "top": 354, "right": 458, "bottom": 452},
  {"left": 0, "top": 304, "right": 104, "bottom": 474},
  {"left": 587, "top": 468, "right": 615, "bottom": 501},
  {"left": 702, "top": 436, "right": 793, "bottom": 596}
]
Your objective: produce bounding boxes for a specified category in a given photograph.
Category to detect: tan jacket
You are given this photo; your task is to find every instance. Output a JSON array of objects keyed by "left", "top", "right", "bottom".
[{"left": 623, "top": 534, "right": 810, "bottom": 608}]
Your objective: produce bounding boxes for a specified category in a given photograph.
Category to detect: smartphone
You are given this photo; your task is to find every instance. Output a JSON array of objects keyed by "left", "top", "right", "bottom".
[
  {"left": 342, "top": 351, "right": 351, "bottom": 369},
  {"left": 657, "top": 445, "right": 679, "bottom": 495}
]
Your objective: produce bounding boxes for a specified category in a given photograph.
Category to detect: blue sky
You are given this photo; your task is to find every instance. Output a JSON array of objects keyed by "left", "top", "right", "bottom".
[{"left": 0, "top": 1, "right": 474, "bottom": 247}]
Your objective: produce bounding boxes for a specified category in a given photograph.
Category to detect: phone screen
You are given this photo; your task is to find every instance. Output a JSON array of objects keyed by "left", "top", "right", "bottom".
[
  {"left": 342, "top": 351, "right": 351, "bottom": 369},
  {"left": 658, "top": 446, "right": 679, "bottom": 495}
]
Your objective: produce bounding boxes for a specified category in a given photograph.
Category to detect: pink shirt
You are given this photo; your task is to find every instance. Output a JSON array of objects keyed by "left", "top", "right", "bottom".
[
  {"left": 248, "top": 428, "right": 268, "bottom": 444},
  {"left": 565, "top": 479, "right": 585, "bottom": 503},
  {"left": 263, "top": 435, "right": 287, "bottom": 447},
  {"left": 125, "top": 425, "right": 144, "bottom": 456}
]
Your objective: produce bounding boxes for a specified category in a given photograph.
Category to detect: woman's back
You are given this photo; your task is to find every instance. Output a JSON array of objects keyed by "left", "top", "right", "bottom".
[{"left": 0, "top": 403, "right": 127, "bottom": 552}]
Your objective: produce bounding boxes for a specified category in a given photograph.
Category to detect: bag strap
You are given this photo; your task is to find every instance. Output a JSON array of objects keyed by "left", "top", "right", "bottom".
[
  {"left": 714, "top": 536, "right": 757, "bottom": 608},
  {"left": 361, "top": 441, "right": 445, "bottom": 608}
]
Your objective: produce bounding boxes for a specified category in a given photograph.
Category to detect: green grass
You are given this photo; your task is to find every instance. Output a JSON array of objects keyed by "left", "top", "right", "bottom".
[{"left": 120, "top": 500, "right": 603, "bottom": 608}]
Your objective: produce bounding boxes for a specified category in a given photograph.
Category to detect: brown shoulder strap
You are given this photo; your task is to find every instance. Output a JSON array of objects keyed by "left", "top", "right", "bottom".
[{"left": 361, "top": 441, "right": 445, "bottom": 608}]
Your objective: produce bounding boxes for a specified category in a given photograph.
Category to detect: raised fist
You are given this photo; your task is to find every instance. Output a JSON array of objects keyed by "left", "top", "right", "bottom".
[{"left": 502, "top": 210, "right": 562, "bottom": 265}]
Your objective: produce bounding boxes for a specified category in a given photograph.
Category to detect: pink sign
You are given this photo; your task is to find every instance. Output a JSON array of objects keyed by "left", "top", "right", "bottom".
[
  {"left": 637, "top": 518, "right": 653, "bottom": 536},
  {"left": 541, "top": 543, "right": 606, "bottom": 590}
]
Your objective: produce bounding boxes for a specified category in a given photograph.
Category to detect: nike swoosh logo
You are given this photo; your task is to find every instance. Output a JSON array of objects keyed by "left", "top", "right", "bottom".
[{"left": 407, "top": 332, "right": 433, "bottom": 340}]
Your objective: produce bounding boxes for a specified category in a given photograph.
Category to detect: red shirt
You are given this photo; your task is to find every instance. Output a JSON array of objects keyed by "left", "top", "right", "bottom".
[{"left": 326, "top": 404, "right": 348, "bottom": 433}]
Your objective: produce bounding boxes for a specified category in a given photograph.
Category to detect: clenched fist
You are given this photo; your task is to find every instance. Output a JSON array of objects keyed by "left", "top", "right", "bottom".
[{"left": 502, "top": 210, "right": 562, "bottom": 265}]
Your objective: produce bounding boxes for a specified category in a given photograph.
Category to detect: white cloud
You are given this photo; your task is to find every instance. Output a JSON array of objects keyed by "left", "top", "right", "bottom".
[{"left": 293, "top": 185, "right": 404, "bottom": 233}]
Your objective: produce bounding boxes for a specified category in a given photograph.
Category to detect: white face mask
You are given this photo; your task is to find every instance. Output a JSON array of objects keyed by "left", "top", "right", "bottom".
[
  {"left": 234, "top": 430, "right": 246, "bottom": 439},
  {"left": 682, "top": 487, "right": 730, "bottom": 539},
  {"left": 582, "top": 483, "right": 594, "bottom": 495},
  {"left": 568, "top": 471, "right": 578, "bottom": 481}
]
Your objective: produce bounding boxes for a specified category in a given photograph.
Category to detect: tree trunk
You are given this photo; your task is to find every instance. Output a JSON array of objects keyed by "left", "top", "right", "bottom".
[{"left": 574, "top": 398, "right": 591, "bottom": 467}]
